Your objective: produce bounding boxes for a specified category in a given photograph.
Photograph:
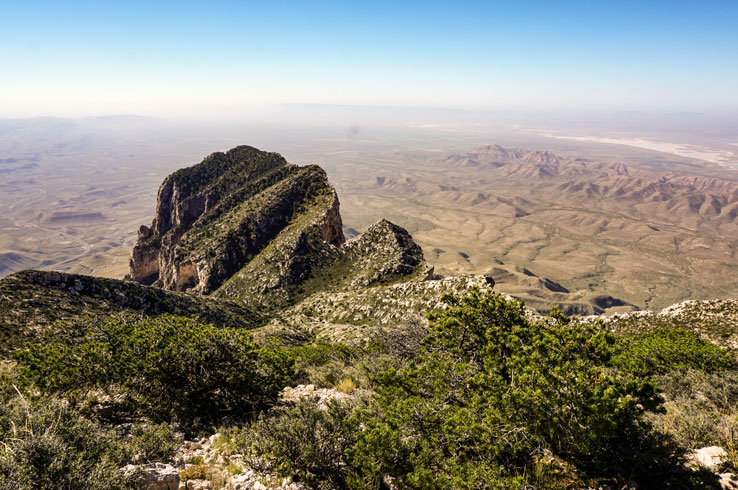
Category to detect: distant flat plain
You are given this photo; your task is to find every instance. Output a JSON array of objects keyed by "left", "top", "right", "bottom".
[{"left": 2, "top": 116, "right": 737, "bottom": 314}]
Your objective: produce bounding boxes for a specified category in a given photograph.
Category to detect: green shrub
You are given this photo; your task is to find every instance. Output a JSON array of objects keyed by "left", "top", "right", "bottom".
[
  {"left": 615, "top": 328, "right": 735, "bottom": 377},
  {"left": 290, "top": 342, "right": 356, "bottom": 386},
  {"left": 0, "top": 362, "right": 186, "bottom": 489},
  {"left": 229, "top": 398, "right": 365, "bottom": 490},
  {"left": 366, "top": 317, "right": 428, "bottom": 360},
  {"left": 16, "top": 314, "right": 292, "bottom": 430},
  {"left": 0, "top": 395, "right": 132, "bottom": 490},
  {"left": 349, "top": 289, "right": 685, "bottom": 489},
  {"left": 291, "top": 342, "right": 402, "bottom": 390},
  {"left": 128, "top": 422, "right": 180, "bottom": 463}
]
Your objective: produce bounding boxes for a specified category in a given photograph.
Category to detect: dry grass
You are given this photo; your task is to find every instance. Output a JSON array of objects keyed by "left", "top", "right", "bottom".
[{"left": 335, "top": 377, "right": 356, "bottom": 394}]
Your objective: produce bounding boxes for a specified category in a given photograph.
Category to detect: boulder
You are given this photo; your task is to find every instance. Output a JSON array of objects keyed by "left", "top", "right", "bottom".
[
  {"left": 720, "top": 473, "right": 738, "bottom": 489},
  {"left": 721, "top": 474, "right": 738, "bottom": 490},
  {"left": 123, "top": 463, "right": 181, "bottom": 490},
  {"left": 692, "top": 446, "right": 727, "bottom": 470},
  {"left": 185, "top": 480, "right": 210, "bottom": 490}
]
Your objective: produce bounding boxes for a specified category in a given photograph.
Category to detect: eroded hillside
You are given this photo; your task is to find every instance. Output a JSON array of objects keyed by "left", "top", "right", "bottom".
[{"left": 335, "top": 143, "right": 738, "bottom": 314}]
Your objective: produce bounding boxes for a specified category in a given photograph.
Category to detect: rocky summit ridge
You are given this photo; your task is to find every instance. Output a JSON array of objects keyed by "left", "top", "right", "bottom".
[
  {"left": 126, "top": 145, "right": 495, "bottom": 343},
  {"left": 0, "top": 145, "right": 494, "bottom": 346}
]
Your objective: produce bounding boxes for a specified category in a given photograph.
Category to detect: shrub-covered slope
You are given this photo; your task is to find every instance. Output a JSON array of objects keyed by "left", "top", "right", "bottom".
[
  {"left": 589, "top": 299, "right": 738, "bottom": 349},
  {"left": 1, "top": 145, "right": 738, "bottom": 489},
  {"left": 0, "top": 270, "right": 263, "bottom": 352}
]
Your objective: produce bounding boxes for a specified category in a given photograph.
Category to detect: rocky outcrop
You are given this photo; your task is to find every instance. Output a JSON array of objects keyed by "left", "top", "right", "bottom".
[
  {"left": 129, "top": 146, "right": 345, "bottom": 295},
  {"left": 173, "top": 261, "right": 199, "bottom": 291},
  {"left": 173, "top": 434, "right": 308, "bottom": 490},
  {"left": 688, "top": 447, "right": 738, "bottom": 489},
  {"left": 129, "top": 226, "right": 160, "bottom": 284},
  {"left": 213, "top": 215, "right": 434, "bottom": 313},
  {"left": 127, "top": 145, "right": 450, "bottom": 317},
  {"left": 691, "top": 446, "right": 727, "bottom": 470},
  {"left": 319, "top": 190, "right": 344, "bottom": 246},
  {"left": 122, "top": 463, "right": 180, "bottom": 490},
  {"left": 280, "top": 383, "right": 370, "bottom": 408},
  {"left": 341, "top": 219, "right": 426, "bottom": 286}
]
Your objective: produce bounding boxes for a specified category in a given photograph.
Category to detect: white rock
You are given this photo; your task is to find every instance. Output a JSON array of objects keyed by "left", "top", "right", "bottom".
[
  {"left": 228, "top": 473, "right": 252, "bottom": 489},
  {"left": 720, "top": 473, "right": 738, "bottom": 490},
  {"left": 692, "top": 446, "right": 727, "bottom": 470},
  {"left": 123, "top": 463, "right": 181, "bottom": 490},
  {"left": 185, "top": 480, "right": 210, "bottom": 490}
]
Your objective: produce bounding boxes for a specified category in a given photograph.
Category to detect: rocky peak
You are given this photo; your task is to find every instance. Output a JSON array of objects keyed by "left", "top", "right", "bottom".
[
  {"left": 340, "top": 219, "right": 430, "bottom": 286},
  {"left": 129, "top": 146, "right": 344, "bottom": 294},
  {"left": 122, "top": 144, "right": 497, "bottom": 338},
  {"left": 210, "top": 211, "right": 431, "bottom": 312}
]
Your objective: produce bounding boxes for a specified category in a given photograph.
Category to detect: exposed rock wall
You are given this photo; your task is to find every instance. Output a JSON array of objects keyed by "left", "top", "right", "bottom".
[
  {"left": 130, "top": 174, "right": 215, "bottom": 288},
  {"left": 129, "top": 233, "right": 160, "bottom": 285},
  {"left": 174, "top": 261, "right": 200, "bottom": 291},
  {"left": 320, "top": 190, "right": 345, "bottom": 246},
  {"left": 129, "top": 146, "right": 345, "bottom": 294}
]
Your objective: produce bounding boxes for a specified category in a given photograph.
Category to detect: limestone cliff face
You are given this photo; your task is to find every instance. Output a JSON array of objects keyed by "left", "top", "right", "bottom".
[
  {"left": 130, "top": 164, "right": 219, "bottom": 287},
  {"left": 319, "top": 191, "right": 344, "bottom": 246},
  {"left": 129, "top": 226, "right": 160, "bottom": 284},
  {"left": 129, "top": 146, "right": 345, "bottom": 294}
]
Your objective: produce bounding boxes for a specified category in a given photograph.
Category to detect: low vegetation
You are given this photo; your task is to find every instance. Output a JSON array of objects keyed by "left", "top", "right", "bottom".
[
  {"left": 0, "top": 362, "right": 178, "bottom": 489},
  {"left": 15, "top": 314, "right": 292, "bottom": 430},
  {"left": 229, "top": 398, "right": 366, "bottom": 489},
  {"left": 613, "top": 327, "right": 735, "bottom": 376},
  {"left": 0, "top": 288, "right": 735, "bottom": 488},
  {"left": 219, "top": 290, "right": 734, "bottom": 489},
  {"left": 651, "top": 369, "right": 738, "bottom": 470},
  {"left": 345, "top": 291, "right": 682, "bottom": 489}
]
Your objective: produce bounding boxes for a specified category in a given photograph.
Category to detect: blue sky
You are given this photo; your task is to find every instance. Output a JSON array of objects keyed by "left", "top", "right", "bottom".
[{"left": 1, "top": 0, "right": 737, "bottom": 117}]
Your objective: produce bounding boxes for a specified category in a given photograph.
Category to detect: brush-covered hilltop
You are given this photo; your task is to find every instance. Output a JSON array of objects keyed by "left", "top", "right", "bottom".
[{"left": 1, "top": 146, "right": 737, "bottom": 490}]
